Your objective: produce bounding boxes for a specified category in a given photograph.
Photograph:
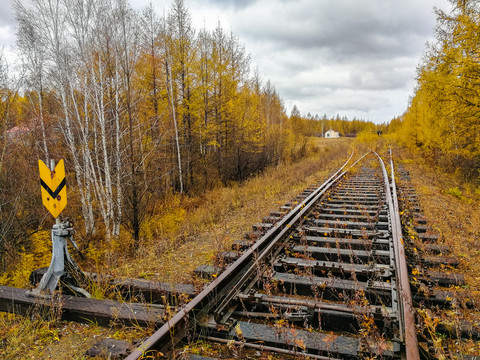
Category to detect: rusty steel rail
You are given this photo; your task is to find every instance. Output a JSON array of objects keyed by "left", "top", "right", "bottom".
[
  {"left": 388, "top": 149, "right": 420, "bottom": 360},
  {"left": 125, "top": 151, "right": 359, "bottom": 359},
  {"left": 374, "top": 150, "right": 419, "bottom": 360}
]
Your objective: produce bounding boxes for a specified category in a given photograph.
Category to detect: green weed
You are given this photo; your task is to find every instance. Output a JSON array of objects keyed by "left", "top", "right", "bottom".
[{"left": 445, "top": 187, "right": 462, "bottom": 198}]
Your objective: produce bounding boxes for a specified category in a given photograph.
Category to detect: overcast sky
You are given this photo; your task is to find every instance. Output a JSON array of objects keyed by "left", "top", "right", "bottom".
[{"left": 0, "top": 0, "right": 450, "bottom": 123}]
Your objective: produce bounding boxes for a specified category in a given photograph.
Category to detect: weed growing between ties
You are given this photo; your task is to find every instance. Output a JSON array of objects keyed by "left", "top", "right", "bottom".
[{"left": 192, "top": 160, "right": 394, "bottom": 359}]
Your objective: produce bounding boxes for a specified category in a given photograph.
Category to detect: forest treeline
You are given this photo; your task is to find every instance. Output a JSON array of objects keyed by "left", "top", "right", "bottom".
[
  {"left": 387, "top": 0, "right": 480, "bottom": 179},
  {"left": 0, "top": 0, "right": 376, "bottom": 271}
]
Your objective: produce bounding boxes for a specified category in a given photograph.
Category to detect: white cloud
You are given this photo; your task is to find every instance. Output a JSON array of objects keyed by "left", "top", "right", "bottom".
[{"left": 0, "top": 25, "right": 14, "bottom": 45}]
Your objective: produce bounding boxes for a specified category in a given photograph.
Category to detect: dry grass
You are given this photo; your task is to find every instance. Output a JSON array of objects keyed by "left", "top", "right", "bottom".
[
  {"left": 7, "top": 140, "right": 478, "bottom": 358},
  {"left": 398, "top": 151, "right": 480, "bottom": 291},
  {"left": 0, "top": 294, "right": 151, "bottom": 360},
  {"left": 0, "top": 312, "right": 105, "bottom": 360}
]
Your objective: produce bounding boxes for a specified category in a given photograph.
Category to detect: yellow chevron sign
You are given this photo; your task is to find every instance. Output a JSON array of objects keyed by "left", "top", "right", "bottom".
[{"left": 39, "top": 159, "right": 67, "bottom": 218}]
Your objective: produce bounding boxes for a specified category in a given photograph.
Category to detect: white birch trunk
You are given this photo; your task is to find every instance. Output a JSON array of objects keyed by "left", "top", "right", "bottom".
[
  {"left": 113, "top": 55, "right": 123, "bottom": 237},
  {"left": 165, "top": 48, "right": 184, "bottom": 194}
]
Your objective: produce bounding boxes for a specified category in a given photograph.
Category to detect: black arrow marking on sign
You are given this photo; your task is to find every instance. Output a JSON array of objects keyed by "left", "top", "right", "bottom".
[{"left": 40, "top": 178, "right": 66, "bottom": 199}]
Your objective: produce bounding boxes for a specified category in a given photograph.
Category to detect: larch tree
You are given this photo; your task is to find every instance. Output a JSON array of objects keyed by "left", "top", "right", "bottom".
[{"left": 393, "top": 0, "right": 480, "bottom": 177}]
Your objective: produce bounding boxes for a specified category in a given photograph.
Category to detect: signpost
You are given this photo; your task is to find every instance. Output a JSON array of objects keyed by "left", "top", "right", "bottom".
[
  {"left": 27, "top": 159, "right": 90, "bottom": 298},
  {"left": 38, "top": 159, "right": 67, "bottom": 218}
]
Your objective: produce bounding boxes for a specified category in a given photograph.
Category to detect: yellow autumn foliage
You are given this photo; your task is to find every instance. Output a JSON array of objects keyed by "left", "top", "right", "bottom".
[
  {"left": 0, "top": 231, "right": 51, "bottom": 288},
  {"left": 388, "top": 0, "right": 480, "bottom": 180}
]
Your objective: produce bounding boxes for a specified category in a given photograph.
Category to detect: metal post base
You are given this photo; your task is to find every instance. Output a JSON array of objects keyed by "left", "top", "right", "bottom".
[{"left": 26, "top": 221, "right": 91, "bottom": 298}]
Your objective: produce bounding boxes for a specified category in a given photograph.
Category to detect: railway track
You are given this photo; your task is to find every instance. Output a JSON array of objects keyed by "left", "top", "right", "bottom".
[
  {"left": 126, "top": 151, "right": 422, "bottom": 359},
  {"left": 1, "top": 149, "right": 472, "bottom": 358}
]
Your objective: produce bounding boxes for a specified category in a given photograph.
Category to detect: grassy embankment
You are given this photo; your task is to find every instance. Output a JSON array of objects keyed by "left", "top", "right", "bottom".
[{"left": 0, "top": 137, "right": 353, "bottom": 359}]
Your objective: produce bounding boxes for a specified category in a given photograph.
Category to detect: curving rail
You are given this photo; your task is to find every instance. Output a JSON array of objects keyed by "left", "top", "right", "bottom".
[{"left": 376, "top": 150, "right": 420, "bottom": 360}]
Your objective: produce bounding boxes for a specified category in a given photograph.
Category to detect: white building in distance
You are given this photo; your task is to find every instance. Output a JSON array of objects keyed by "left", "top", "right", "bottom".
[{"left": 324, "top": 129, "right": 340, "bottom": 138}]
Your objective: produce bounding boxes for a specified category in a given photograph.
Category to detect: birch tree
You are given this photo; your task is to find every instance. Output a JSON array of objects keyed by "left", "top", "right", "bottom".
[
  {"left": 13, "top": 0, "right": 96, "bottom": 236},
  {"left": 164, "top": 17, "right": 184, "bottom": 194},
  {"left": 167, "top": 0, "right": 196, "bottom": 191},
  {"left": 14, "top": 0, "right": 126, "bottom": 241},
  {"left": 15, "top": 10, "right": 50, "bottom": 166},
  {"left": 9, "top": 0, "right": 297, "bottom": 250}
]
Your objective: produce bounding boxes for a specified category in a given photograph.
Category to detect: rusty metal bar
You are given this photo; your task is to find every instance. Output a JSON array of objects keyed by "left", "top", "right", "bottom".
[
  {"left": 375, "top": 150, "right": 420, "bottom": 360},
  {"left": 389, "top": 149, "right": 420, "bottom": 360}
]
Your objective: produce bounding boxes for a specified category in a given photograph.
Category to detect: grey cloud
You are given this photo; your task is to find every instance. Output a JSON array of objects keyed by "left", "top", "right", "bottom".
[
  {"left": 281, "top": 82, "right": 332, "bottom": 100},
  {"left": 254, "top": 44, "right": 416, "bottom": 94},
  {"left": 219, "top": 0, "right": 447, "bottom": 122},
  {"left": 201, "top": 0, "right": 258, "bottom": 10},
  {"left": 0, "top": 0, "right": 15, "bottom": 25},
  {"left": 235, "top": 1, "right": 434, "bottom": 61},
  {"left": 0, "top": 0, "right": 17, "bottom": 48},
  {"left": 346, "top": 58, "right": 418, "bottom": 91},
  {"left": 295, "top": 87, "right": 400, "bottom": 119}
]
